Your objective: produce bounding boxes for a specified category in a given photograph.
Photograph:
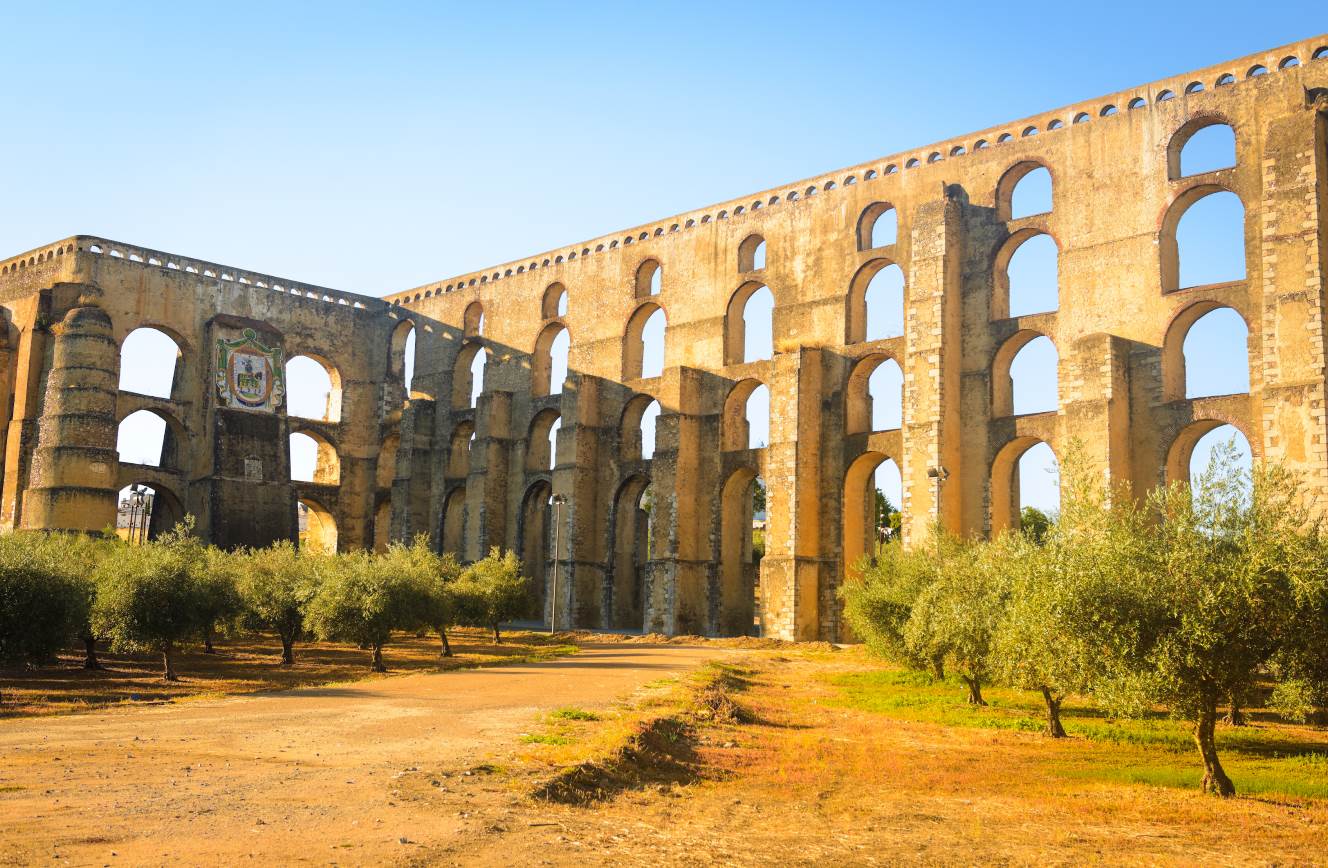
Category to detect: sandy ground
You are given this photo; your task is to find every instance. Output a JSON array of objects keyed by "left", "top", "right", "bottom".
[{"left": 0, "top": 642, "right": 729, "bottom": 866}]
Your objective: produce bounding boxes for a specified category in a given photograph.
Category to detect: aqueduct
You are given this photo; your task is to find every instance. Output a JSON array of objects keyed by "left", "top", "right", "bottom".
[{"left": 2, "top": 36, "right": 1327, "bottom": 640}]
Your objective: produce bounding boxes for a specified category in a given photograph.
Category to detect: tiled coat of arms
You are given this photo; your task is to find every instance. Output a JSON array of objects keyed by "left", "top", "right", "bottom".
[{"left": 215, "top": 328, "right": 285, "bottom": 411}]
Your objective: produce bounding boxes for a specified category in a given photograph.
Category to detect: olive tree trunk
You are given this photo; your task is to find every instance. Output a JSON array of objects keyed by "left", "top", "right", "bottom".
[
  {"left": 161, "top": 645, "right": 178, "bottom": 682},
  {"left": 81, "top": 632, "right": 102, "bottom": 671},
  {"left": 960, "top": 675, "right": 986, "bottom": 706},
  {"left": 439, "top": 628, "right": 453, "bottom": 658},
  {"left": 1040, "top": 686, "right": 1067, "bottom": 738},
  {"left": 1223, "top": 692, "right": 1246, "bottom": 727},
  {"left": 492, "top": 623, "right": 502, "bottom": 645},
  {"left": 1195, "top": 701, "right": 1235, "bottom": 797},
  {"left": 370, "top": 643, "right": 386, "bottom": 673},
  {"left": 279, "top": 634, "right": 295, "bottom": 665},
  {"left": 203, "top": 624, "right": 216, "bottom": 654}
]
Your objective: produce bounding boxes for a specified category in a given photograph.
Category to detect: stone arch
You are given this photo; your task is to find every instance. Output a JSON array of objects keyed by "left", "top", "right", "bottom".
[
  {"left": 532, "top": 322, "right": 570, "bottom": 397},
  {"left": 623, "top": 302, "right": 666, "bottom": 380},
  {"left": 286, "top": 353, "right": 343, "bottom": 422},
  {"left": 993, "top": 229, "right": 1059, "bottom": 319},
  {"left": 842, "top": 452, "right": 901, "bottom": 579},
  {"left": 1161, "top": 300, "right": 1251, "bottom": 400},
  {"left": 376, "top": 431, "right": 399, "bottom": 490},
  {"left": 996, "top": 161, "right": 1054, "bottom": 220},
  {"left": 447, "top": 421, "right": 475, "bottom": 477},
  {"left": 845, "top": 354, "right": 903, "bottom": 434},
  {"left": 990, "top": 437, "right": 1058, "bottom": 535},
  {"left": 635, "top": 259, "right": 662, "bottom": 298},
  {"left": 718, "top": 467, "right": 761, "bottom": 637},
  {"left": 117, "top": 481, "right": 186, "bottom": 543},
  {"left": 725, "top": 282, "right": 774, "bottom": 364},
  {"left": 992, "top": 331, "right": 1058, "bottom": 417},
  {"left": 541, "top": 282, "right": 568, "bottom": 319},
  {"left": 389, "top": 319, "right": 416, "bottom": 389},
  {"left": 452, "top": 341, "right": 487, "bottom": 409},
  {"left": 439, "top": 485, "right": 467, "bottom": 558},
  {"left": 116, "top": 407, "right": 184, "bottom": 469},
  {"left": 298, "top": 497, "right": 338, "bottom": 553},
  {"left": 738, "top": 234, "right": 766, "bottom": 273},
  {"left": 609, "top": 473, "right": 652, "bottom": 630},
  {"left": 118, "top": 326, "right": 185, "bottom": 400},
  {"left": 527, "top": 408, "right": 561, "bottom": 472},
  {"left": 1160, "top": 184, "right": 1247, "bottom": 292},
  {"left": 620, "top": 394, "right": 661, "bottom": 460},
  {"left": 1165, "top": 419, "right": 1256, "bottom": 486},
  {"left": 846, "top": 259, "right": 905, "bottom": 343},
  {"left": 518, "top": 480, "right": 553, "bottom": 618},
  {"left": 1167, "top": 117, "right": 1237, "bottom": 179},
  {"left": 722, "top": 378, "right": 769, "bottom": 450},
  {"left": 372, "top": 494, "right": 392, "bottom": 553},
  {"left": 856, "top": 202, "right": 897, "bottom": 250},
  {"left": 289, "top": 429, "right": 340, "bottom": 485},
  {"left": 463, "top": 301, "right": 484, "bottom": 337}
]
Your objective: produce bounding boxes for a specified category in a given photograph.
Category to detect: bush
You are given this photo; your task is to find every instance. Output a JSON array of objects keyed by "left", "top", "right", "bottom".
[
  {"left": 0, "top": 534, "right": 89, "bottom": 698},
  {"left": 236, "top": 542, "right": 318, "bottom": 664},
  {"left": 304, "top": 550, "right": 419, "bottom": 671},
  {"left": 453, "top": 548, "right": 528, "bottom": 644}
]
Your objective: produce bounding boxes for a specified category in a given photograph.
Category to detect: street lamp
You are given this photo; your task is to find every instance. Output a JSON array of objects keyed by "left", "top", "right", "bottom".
[
  {"left": 549, "top": 494, "right": 567, "bottom": 633},
  {"left": 926, "top": 466, "right": 949, "bottom": 528}
]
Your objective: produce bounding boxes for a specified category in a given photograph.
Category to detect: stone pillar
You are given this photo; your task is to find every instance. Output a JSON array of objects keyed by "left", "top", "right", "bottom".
[
  {"left": 550, "top": 374, "right": 608, "bottom": 628},
  {"left": 467, "top": 389, "right": 511, "bottom": 560},
  {"left": 21, "top": 286, "right": 119, "bottom": 533},
  {"left": 1, "top": 293, "right": 50, "bottom": 531},
  {"left": 1064, "top": 333, "right": 1133, "bottom": 493},
  {"left": 392, "top": 396, "right": 436, "bottom": 543}
]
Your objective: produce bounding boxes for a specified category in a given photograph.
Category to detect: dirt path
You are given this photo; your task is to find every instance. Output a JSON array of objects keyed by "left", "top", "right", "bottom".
[{"left": 0, "top": 642, "right": 729, "bottom": 866}]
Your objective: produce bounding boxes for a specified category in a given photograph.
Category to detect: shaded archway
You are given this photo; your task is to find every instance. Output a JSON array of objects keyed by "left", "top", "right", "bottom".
[
  {"left": 842, "top": 452, "right": 903, "bottom": 579},
  {"left": 452, "top": 342, "right": 487, "bottom": 409},
  {"left": 857, "top": 203, "right": 897, "bottom": 250},
  {"left": 719, "top": 468, "right": 761, "bottom": 637},
  {"left": 992, "top": 331, "right": 1058, "bottom": 417},
  {"left": 532, "top": 323, "right": 569, "bottom": 397},
  {"left": 725, "top": 283, "right": 774, "bottom": 364},
  {"left": 439, "top": 486, "right": 467, "bottom": 558},
  {"left": 991, "top": 438, "right": 1059, "bottom": 535},
  {"left": 116, "top": 482, "right": 185, "bottom": 543},
  {"left": 518, "top": 480, "right": 553, "bottom": 619},
  {"left": 298, "top": 498, "right": 338, "bottom": 553},
  {"left": 621, "top": 395, "right": 661, "bottom": 460},
  {"left": 994, "top": 230, "right": 1059, "bottom": 319},
  {"left": 376, "top": 432, "right": 399, "bottom": 491},
  {"left": 722, "top": 379, "right": 770, "bottom": 450},
  {"left": 447, "top": 421, "right": 475, "bottom": 477},
  {"left": 610, "top": 474, "right": 652, "bottom": 630},
  {"left": 635, "top": 259, "right": 662, "bottom": 298},
  {"left": 738, "top": 234, "right": 766, "bottom": 272},
  {"left": 623, "top": 303, "right": 666, "bottom": 380},
  {"left": 997, "top": 161, "right": 1053, "bottom": 220},
  {"left": 389, "top": 320, "right": 416, "bottom": 399},
  {"left": 541, "top": 282, "right": 568, "bottom": 319},
  {"left": 372, "top": 496, "right": 392, "bottom": 553},
  {"left": 527, "top": 409, "right": 561, "bottom": 472}
]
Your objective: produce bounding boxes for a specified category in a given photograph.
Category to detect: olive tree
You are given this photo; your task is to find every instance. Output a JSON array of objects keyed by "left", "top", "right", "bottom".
[
  {"left": 236, "top": 542, "right": 318, "bottom": 664},
  {"left": 305, "top": 550, "right": 419, "bottom": 671},
  {"left": 454, "top": 548, "right": 529, "bottom": 644},
  {"left": 0, "top": 534, "right": 89, "bottom": 702},
  {"left": 23, "top": 531, "right": 112, "bottom": 670},
  {"left": 91, "top": 539, "right": 204, "bottom": 681},
  {"left": 386, "top": 538, "right": 463, "bottom": 657},
  {"left": 842, "top": 531, "right": 946, "bottom": 679}
]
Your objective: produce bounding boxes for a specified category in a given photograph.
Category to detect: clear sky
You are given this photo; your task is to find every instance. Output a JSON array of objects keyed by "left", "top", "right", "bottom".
[{"left": 14, "top": 2, "right": 1299, "bottom": 520}]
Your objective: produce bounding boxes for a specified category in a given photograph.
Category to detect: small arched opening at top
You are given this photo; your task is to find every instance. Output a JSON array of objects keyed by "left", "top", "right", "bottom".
[
  {"left": 1168, "top": 119, "right": 1236, "bottom": 179},
  {"left": 996, "top": 162, "right": 1053, "bottom": 221},
  {"left": 1161, "top": 186, "right": 1246, "bottom": 292},
  {"left": 635, "top": 260, "right": 662, "bottom": 298},
  {"left": 389, "top": 320, "right": 416, "bottom": 398},
  {"left": 1247, "top": 64, "right": 1269, "bottom": 77},
  {"left": 452, "top": 342, "right": 488, "bottom": 409},
  {"left": 847, "top": 259, "right": 905, "bottom": 344},
  {"left": 541, "top": 282, "right": 568, "bottom": 319},
  {"left": 1161, "top": 301, "right": 1251, "bottom": 401},
  {"left": 621, "top": 395, "right": 662, "bottom": 461},
  {"left": 722, "top": 379, "right": 771, "bottom": 451},
  {"left": 119, "top": 326, "right": 184, "bottom": 400},
  {"left": 623, "top": 302, "right": 666, "bottom": 380},
  {"left": 463, "top": 301, "right": 484, "bottom": 337},
  {"left": 738, "top": 234, "right": 766, "bottom": 273},
  {"left": 1278, "top": 56, "right": 1300, "bottom": 69},
  {"left": 857, "top": 203, "right": 897, "bottom": 251},
  {"left": 286, "top": 354, "right": 343, "bottom": 423},
  {"left": 993, "top": 229, "right": 1059, "bottom": 319},
  {"left": 992, "top": 331, "right": 1059, "bottom": 417},
  {"left": 845, "top": 354, "right": 903, "bottom": 434},
  {"left": 725, "top": 283, "right": 774, "bottom": 365},
  {"left": 532, "top": 323, "right": 570, "bottom": 397}
]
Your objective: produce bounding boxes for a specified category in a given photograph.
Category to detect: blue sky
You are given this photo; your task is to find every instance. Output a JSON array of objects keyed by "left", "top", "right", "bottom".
[{"left": 15, "top": 2, "right": 1296, "bottom": 520}]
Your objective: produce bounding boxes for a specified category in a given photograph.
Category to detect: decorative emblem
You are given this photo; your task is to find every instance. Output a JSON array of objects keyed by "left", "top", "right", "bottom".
[{"left": 216, "top": 329, "right": 285, "bottom": 411}]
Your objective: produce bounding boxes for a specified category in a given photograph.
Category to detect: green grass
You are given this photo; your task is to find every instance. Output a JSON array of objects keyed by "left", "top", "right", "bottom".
[
  {"left": 521, "top": 733, "right": 574, "bottom": 745},
  {"left": 829, "top": 668, "right": 1328, "bottom": 800},
  {"left": 550, "top": 707, "right": 600, "bottom": 722}
]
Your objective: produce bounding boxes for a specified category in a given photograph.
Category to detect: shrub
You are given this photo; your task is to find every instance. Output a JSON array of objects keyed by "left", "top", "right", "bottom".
[
  {"left": 454, "top": 548, "right": 528, "bottom": 644},
  {"left": 236, "top": 542, "right": 318, "bottom": 664},
  {"left": 304, "top": 550, "right": 419, "bottom": 671}
]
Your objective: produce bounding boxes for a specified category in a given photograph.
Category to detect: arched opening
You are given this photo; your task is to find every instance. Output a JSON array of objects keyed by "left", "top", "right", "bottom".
[
  {"left": 993, "top": 332, "right": 1059, "bottom": 417},
  {"left": 286, "top": 355, "right": 342, "bottom": 422},
  {"left": 623, "top": 303, "right": 666, "bottom": 380},
  {"left": 440, "top": 486, "right": 467, "bottom": 558},
  {"left": 452, "top": 342, "right": 487, "bottom": 409},
  {"left": 519, "top": 481, "right": 552, "bottom": 619},
  {"left": 738, "top": 235, "right": 766, "bottom": 272},
  {"left": 857, "top": 203, "right": 898, "bottom": 250},
  {"left": 527, "top": 409, "right": 561, "bottom": 472},
  {"left": 298, "top": 498, "right": 338, "bottom": 553},
  {"left": 447, "top": 421, "right": 475, "bottom": 477},
  {"left": 389, "top": 320, "right": 416, "bottom": 398},
  {"left": 726, "top": 283, "right": 774, "bottom": 364},
  {"left": 998, "top": 163, "right": 1053, "bottom": 220},
  {"left": 847, "top": 261, "right": 905, "bottom": 343},
  {"left": 119, "top": 327, "right": 183, "bottom": 399},
  {"left": 1170, "top": 305, "right": 1251, "bottom": 399},
  {"left": 1169, "top": 121, "right": 1237, "bottom": 179},
  {"left": 1163, "top": 187, "right": 1246, "bottom": 291},
  {"left": 372, "top": 496, "right": 392, "bottom": 553},
  {"left": 289, "top": 430, "right": 340, "bottom": 485},
  {"left": 463, "top": 302, "right": 484, "bottom": 337},
  {"left": 376, "top": 432, "right": 399, "bottom": 490},
  {"left": 842, "top": 453, "right": 903, "bottom": 580},
  {"left": 635, "top": 260, "right": 662, "bottom": 298},
  {"left": 1166, "top": 421, "right": 1254, "bottom": 505},
  {"left": 723, "top": 379, "right": 770, "bottom": 450},
  {"left": 116, "top": 409, "right": 181, "bottom": 468},
  {"left": 845, "top": 355, "right": 902, "bottom": 434},
  {"left": 621, "top": 396, "right": 662, "bottom": 461},
  {"left": 610, "top": 475, "right": 652, "bottom": 630},
  {"left": 541, "top": 282, "right": 568, "bottom": 319},
  {"left": 991, "top": 438, "right": 1059, "bottom": 535},
  {"left": 719, "top": 469, "right": 762, "bottom": 637},
  {"left": 996, "top": 231, "right": 1059, "bottom": 318},
  {"left": 533, "top": 323, "right": 570, "bottom": 397},
  {"left": 116, "top": 483, "right": 186, "bottom": 544}
]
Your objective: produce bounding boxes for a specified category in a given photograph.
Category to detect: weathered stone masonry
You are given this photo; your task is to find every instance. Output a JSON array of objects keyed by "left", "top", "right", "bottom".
[{"left": 2, "top": 37, "right": 1326, "bottom": 640}]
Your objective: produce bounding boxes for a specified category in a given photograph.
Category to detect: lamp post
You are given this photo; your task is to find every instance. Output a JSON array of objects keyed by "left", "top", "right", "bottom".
[
  {"left": 926, "top": 465, "right": 949, "bottom": 528},
  {"left": 549, "top": 494, "right": 567, "bottom": 633}
]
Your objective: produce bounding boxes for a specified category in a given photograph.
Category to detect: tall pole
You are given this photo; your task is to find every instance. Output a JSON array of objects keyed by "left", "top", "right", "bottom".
[{"left": 549, "top": 494, "right": 566, "bottom": 633}]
